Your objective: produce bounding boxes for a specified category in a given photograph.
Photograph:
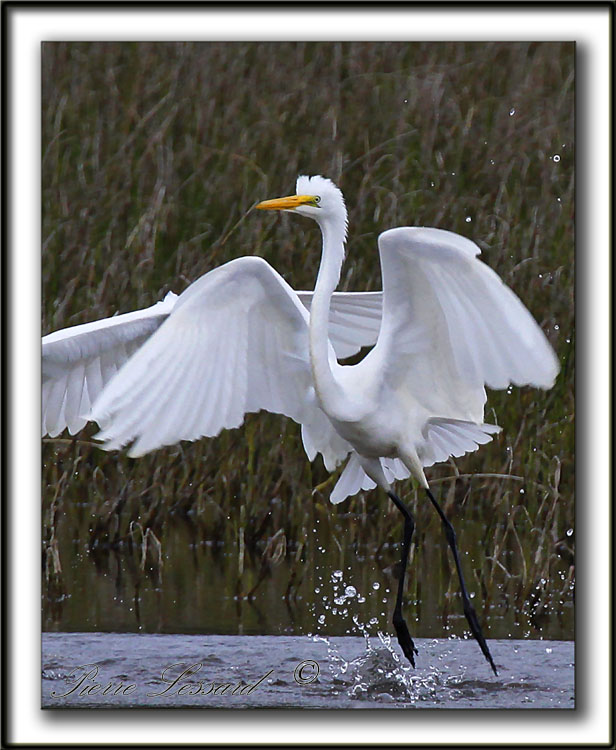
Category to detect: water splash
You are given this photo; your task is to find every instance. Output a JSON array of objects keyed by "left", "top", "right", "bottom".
[
  {"left": 309, "top": 570, "right": 463, "bottom": 703},
  {"left": 312, "top": 623, "right": 446, "bottom": 704}
]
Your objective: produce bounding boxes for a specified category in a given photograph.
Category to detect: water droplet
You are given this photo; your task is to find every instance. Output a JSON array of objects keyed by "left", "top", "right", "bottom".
[
  {"left": 345, "top": 585, "right": 357, "bottom": 597},
  {"left": 520, "top": 488, "right": 525, "bottom": 494},
  {"left": 509, "top": 108, "right": 516, "bottom": 116},
  {"left": 566, "top": 528, "right": 573, "bottom": 537},
  {"left": 553, "top": 154, "right": 561, "bottom": 162},
  {"left": 403, "top": 98, "right": 408, "bottom": 103},
  {"left": 554, "top": 324, "right": 560, "bottom": 331},
  {"left": 546, "top": 647, "right": 553, "bottom": 654},
  {"left": 372, "top": 582, "right": 380, "bottom": 590},
  {"left": 332, "top": 570, "right": 343, "bottom": 580},
  {"left": 318, "top": 615, "right": 326, "bottom": 625},
  {"left": 465, "top": 216, "right": 472, "bottom": 223}
]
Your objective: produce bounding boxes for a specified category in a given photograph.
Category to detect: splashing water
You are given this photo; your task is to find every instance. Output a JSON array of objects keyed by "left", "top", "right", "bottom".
[
  {"left": 308, "top": 569, "right": 466, "bottom": 703},
  {"left": 312, "top": 622, "right": 449, "bottom": 704}
]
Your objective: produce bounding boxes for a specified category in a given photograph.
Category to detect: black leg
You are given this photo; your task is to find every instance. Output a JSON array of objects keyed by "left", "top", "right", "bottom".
[
  {"left": 387, "top": 491, "right": 418, "bottom": 667},
  {"left": 426, "top": 487, "right": 498, "bottom": 676}
]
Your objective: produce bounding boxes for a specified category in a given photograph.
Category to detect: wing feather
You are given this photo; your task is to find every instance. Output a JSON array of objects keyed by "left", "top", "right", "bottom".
[
  {"left": 42, "top": 293, "right": 177, "bottom": 436},
  {"left": 89, "top": 256, "right": 319, "bottom": 456},
  {"left": 43, "top": 285, "right": 384, "bottom": 438},
  {"left": 297, "top": 291, "right": 382, "bottom": 359},
  {"left": 373, "top": 227, "right": 558, "bottom": 406},
  {"left": 366, "top": 226, "right": 559, "bottom": 466},
  {"left": 44, "top": 379, "right": 68, "bottom": 437},
  {"left": 330, "top": 453, "right": 376, "bottom": 505},
  {"left": 64, "top": 363, "right": 86, "bottom": 431}
]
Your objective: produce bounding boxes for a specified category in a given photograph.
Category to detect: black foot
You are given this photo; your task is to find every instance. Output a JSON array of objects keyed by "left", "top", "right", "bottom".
[
  {"left": 462, "top": 599, "right": 498, "bottom": 676},
  {"left": 393, "top": 614, "right": 418, "bottom": 667}
]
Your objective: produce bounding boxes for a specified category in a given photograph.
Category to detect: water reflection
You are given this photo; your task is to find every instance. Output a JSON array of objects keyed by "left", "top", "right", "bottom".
[{"left": 43, "top": 509, "right": 574, "bottom": 644}]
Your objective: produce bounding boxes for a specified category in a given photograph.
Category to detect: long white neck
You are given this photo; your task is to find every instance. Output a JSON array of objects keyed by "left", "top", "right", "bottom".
[{"left": 309, "top": 216, "right": 347, "bottom": 415}]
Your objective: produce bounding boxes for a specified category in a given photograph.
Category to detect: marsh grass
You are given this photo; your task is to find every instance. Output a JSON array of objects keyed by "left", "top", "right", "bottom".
[{"left": 42, "top": 42, "right": 574, "bottom": 639}]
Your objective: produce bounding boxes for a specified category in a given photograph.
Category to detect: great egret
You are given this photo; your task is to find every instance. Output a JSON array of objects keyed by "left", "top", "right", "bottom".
[{"left": 42, "top": 175, "right": 559, "bottom": 675}]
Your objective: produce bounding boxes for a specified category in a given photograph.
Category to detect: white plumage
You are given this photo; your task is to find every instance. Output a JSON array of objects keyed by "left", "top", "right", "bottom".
[
  {"left": 42, "top": 285, "right": 381, "bottom": 440},
  {"left": 42, "top": 174, "right": 560, "bottom": 673},
  {"left": 43, "top": 175, "right": 559, "bottom": 505}
]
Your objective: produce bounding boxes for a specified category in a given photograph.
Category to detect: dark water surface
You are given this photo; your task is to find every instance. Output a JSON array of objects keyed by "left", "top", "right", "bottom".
[
  {"left": 43, "top": 510, "right": 574, "bottom": 641},
  {"left": 42, "top": 632, "right": 574, "bottom": 709}
]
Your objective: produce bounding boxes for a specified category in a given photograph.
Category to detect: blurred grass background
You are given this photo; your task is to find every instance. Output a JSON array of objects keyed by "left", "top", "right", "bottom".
[{"left": 42, "top": 42, "right": 574, "bottom": 641}]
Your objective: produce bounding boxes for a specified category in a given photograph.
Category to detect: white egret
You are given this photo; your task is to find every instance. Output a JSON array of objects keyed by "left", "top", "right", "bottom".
[{"left": 42, "top": 175, "right": 559, "bottom": 674}]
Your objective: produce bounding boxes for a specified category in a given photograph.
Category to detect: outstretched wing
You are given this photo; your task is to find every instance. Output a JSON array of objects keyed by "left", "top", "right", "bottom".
[
  {"left": 89, "top": 256, "right": 318, "bottom": 456},
  {"left": 367, "top": 226, "right": 559, "bottom": 461},
  {"left": 42, "top": 285, "right": 383, "bottom": 439},
  {"left": 42, "top": 293, "right": 178, "bottom": 436}
]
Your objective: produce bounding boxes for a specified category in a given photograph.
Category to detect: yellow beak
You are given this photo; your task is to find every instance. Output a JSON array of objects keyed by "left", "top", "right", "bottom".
[{"left": 255, "top": 194, "right": 317, "bottom": 211}]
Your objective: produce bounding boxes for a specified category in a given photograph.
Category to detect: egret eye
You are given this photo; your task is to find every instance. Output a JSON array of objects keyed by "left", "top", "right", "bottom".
[{"left": 314, "top": 196, "right": 321, "bottom": 204}]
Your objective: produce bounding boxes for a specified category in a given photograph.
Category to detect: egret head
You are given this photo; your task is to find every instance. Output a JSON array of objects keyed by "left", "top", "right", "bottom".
[{"left": 256, "top": 175, "right": 347, "bottom": 227}]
